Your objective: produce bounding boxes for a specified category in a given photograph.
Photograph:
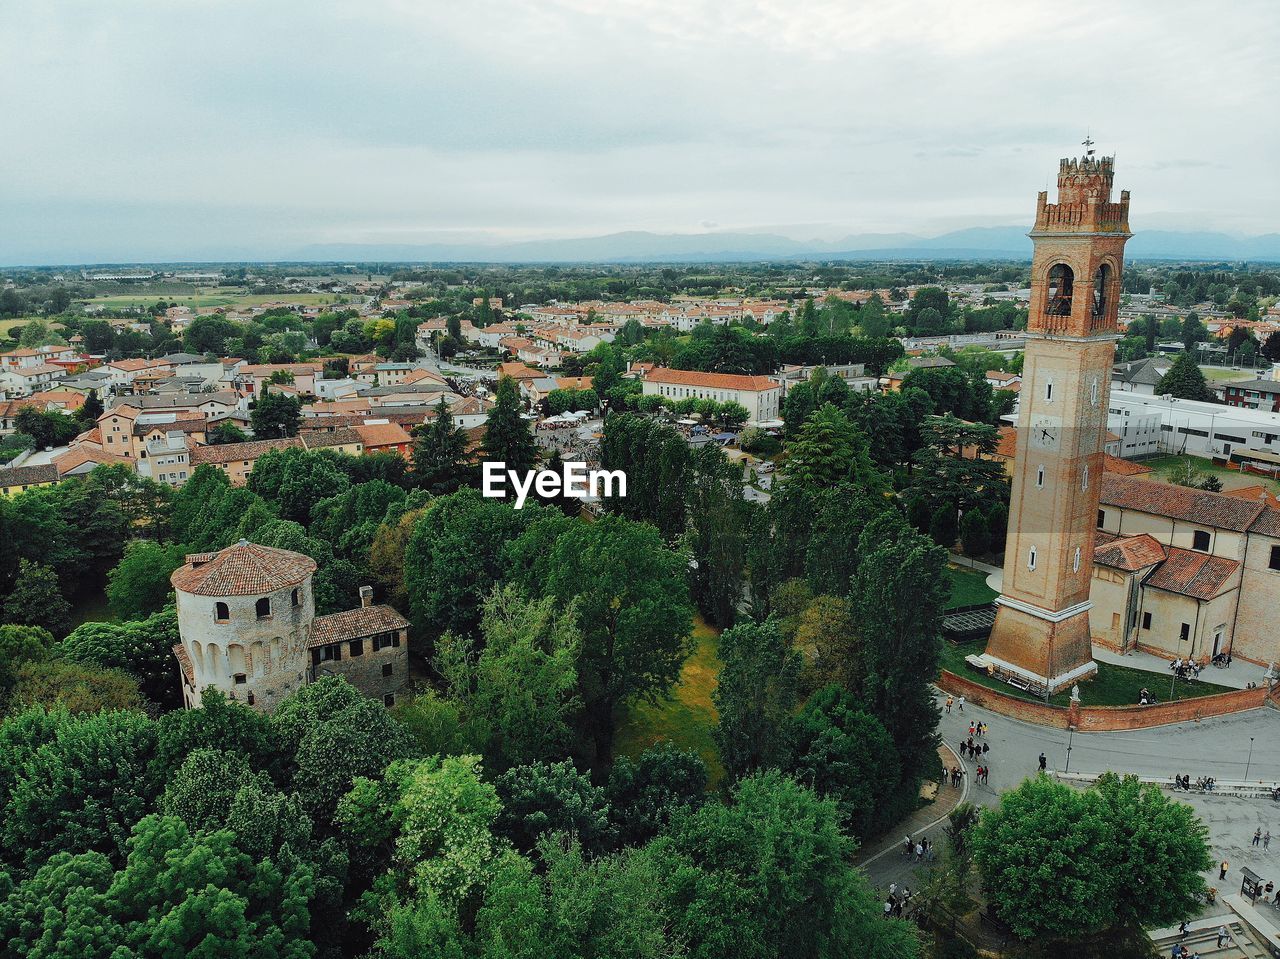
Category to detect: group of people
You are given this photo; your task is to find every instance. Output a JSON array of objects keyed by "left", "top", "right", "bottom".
[
  {"left": 1138, "top": 686, "right": 1157, "bottom": 706},
  {"left": 1169, "top": 657, "right": 1203, "bottom": 682},
  {"left": 900, "top": 836, "right": 936, "bottom": 863},
  {"left": 947, "top": 765, "right": 965, "bottom": 788},
  {"left": 1171, "top": 774, "right": 1215, "bottom": 792},
  {"left": 883, "top": 882, "right": 914, "bottom": 919},
  {"left": 1252, "top": 827, "right": 1273, "bottom": 850}
]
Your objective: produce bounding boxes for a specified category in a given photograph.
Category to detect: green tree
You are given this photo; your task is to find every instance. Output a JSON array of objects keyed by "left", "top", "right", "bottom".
[
  {"left": 972, "top": 773, "right": 1210, "bottom": 943},
  {"left": 712, "top": 619, "right": 801, "bottom": 779},
  {"left": 250, "top": 387, "right": 302, "bottom": 438},
  {"left": 929, "top": 500, "right": 959, "bottom": 548},
  {"left": 788, "top": 684, "right": 900, "bottom": 839},
  {"left": 413, "top": 397, "right": 472, "bottom": 494},
  {"left": 651, "top": 771, "right": 921, "bottom": 959},
  {"left": 1155, "top": 351, "right": 1216, "bottom": 402},
  {"left": 494, "top": 760, "right": 611, "bottom": 853},
  {"left": 851, "top": 512, "right": 947, "bottom": 789},
  {"left": 57, "top": 607, "right": 182, "bottom": 708},
  {"left": 207, "top": 420, "right": 249, "bottom": 445},
  {"left": 403, "top": 488, "right": 539, "bottom": 639},
  {"left": 605, "top": 742, "right": 707, "bottom": 847},
  {"left": 960, "top": 508, "right": 990, "bottom": 557},
  {"left": 3, "top": 558, "right": 72, "bottom": 637},
  {"left": 105, "top": 540, "right": 185, "bottom": 619},
  {"left": 524, "top": 515, "right": 694, "bottom": 765},
  {"left": 0, "top": 624, "right": 53, "bottom": 704},
  {"left": 435, "top": 585, "right": 581, "bottom": 771},
  {"left": 784, "top": 403, "right": 888, "bottom": 494},
  {"left": 2, "top": 708, "right": 160, "bottom": 870},
  {"left": 482, "top": 376, "right": 538, "bottom": 474},
  {"left": 9, "top": 660, "right": 144, "bottom": 714},
  {"left": 13, "top": 408, "right": 80, "bottom": 450}
]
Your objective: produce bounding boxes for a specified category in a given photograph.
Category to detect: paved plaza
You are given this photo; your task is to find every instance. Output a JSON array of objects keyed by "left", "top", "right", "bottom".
[{"left": 863, "top": 690, "right": 1280, "bottom": 931}]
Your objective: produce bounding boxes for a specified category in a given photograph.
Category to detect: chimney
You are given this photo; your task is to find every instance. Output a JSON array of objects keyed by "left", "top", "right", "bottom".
[{"left": 359, "top": 585, "right": 373, "bottom": 608}]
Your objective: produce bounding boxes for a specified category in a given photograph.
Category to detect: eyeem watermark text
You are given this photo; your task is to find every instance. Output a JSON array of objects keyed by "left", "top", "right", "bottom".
[{"left": 482, "top": 461, "right": 627, "bottom": 509}]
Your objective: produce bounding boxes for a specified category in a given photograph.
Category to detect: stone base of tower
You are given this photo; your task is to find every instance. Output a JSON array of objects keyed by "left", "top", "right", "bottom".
[{"left": 982, "top": 599, "right": 1097, "bottom": 694}]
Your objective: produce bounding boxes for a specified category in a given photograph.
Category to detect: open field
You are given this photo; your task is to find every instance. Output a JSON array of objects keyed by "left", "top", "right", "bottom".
[
  {"left": 80, "top": 289, "right": 355, "bottom": 310},
  {"left": 944, "top": 565, "right": 998, "bottom": 610},
  {"left": 615, "top": 614, "right": 724, "bottom": 786},
  {"left": 0, "top": 318, "right": 31, "bottom": 338},
  {"left": 1199, "top": 365, "right": 1263, "bottom": 383},
  {"left": 1141, "top": 452, "right": 1280, "bottom": 496}
]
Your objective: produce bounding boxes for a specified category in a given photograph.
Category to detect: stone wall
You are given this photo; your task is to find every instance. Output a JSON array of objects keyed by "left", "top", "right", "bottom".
[{"left": 938, "top": 670, "right": 1272, "bottom": 731}]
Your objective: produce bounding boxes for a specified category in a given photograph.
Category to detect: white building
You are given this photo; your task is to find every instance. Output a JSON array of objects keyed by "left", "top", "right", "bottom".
[
  {"left": 640, "top": 368, "right": 782, "bottom": 426},
  {"left": 1108, "top": 390, "right": 1280, "bottom": 464}
]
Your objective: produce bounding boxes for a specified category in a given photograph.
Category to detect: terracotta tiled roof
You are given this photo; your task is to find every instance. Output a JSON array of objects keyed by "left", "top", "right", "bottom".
[
  {"left": 53, "top": 446, "right": 130, "bottom": 475},
  {"left": 1222, "top": 485, "right": 1280, "bottom": 510},
  {"left": 555, "top": 376, "right": 594, "bottom": 390},
  {"left": 1144, "top": 547, "right": 1240, "bottom": 600},
  {"left": 1247, "top": 507, "right": 1280, "bottom": 538},
  {"left": 190, "top": 437, "right": 303, "bottom": 465},
  {"left": 0, "top": 463, "right": 59, "bottom": 488},
  {"left": 642, "top": 368, "right": 780, "bottom": 392},
  {"left": 173, "top": 644, "right": 194, "bottom": 684},
  {"left": 1102, "top": 455, "right": 1153, "bottom": 477},
  {"left": 302, "top": 428, "right": 363, "bottom": 450},
  {"left": 133, "top": 417, "right": 206, "bottom": 437},
  {"left": 1099, "top": 474, "right": 1267, "bottom": 532},
  {"left": 170, "top": 540, "right": 317, "bottom": 596},
  {"left": 352, "top": 421, "right": 411, "bottom": 448},
  {"left": 498, "top": 362, "right": 542, "bottom": 381},
  {"left": 309, "top": 604, "right": 408, "bottom": 647},
  {"left": 1093, "top": 532, "right": 1167, "bottom": 571}
]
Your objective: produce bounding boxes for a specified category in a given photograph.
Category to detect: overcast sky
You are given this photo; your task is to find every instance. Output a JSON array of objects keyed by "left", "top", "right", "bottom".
[{"left": 3, "top": 0, "right": 1277, "bottom": 263}]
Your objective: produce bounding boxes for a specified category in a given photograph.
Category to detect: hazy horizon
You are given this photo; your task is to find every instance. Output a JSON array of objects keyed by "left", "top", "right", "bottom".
[{"left": 4, "top": 1, "right": 1278, "bottom": 265}]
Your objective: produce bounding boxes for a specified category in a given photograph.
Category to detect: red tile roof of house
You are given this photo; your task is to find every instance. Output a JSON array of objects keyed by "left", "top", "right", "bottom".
[
  {"left": 302, "top": 428, "right": 364, "bottom": 450},
  {"left": 173, "top": 644, "right": 193, "bottom": 685},
  {"left": 352, "top": 421, "right": 412, "bottom": 448},
  {"left": 309, "top": 604, "right": 409, "bottom": 647},
  {"left": 1099, "top": 474, "right": 1267, "bottom": 532},
  {"left": 1093, "top": 532, "right": 1167, "bottom": 571},
  {"left": 1144, "top": 547, "right": 1240, "bottom": 600},
  {"left": 189, "top": 437, "right": 303, "bottom": 466},
  {"left": 53, "top": 445, "right": 130, "bottom": 475},
  {"left": 170, "top": 541, "right": 317, "bottom": 596},
  {"left": 642, "top": 368, "right": 779, "bottom": 392}
]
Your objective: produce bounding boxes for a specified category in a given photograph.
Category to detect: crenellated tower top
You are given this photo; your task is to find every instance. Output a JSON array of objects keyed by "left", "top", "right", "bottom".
[{"left": 1033, "top": 155, "right": 1130, "bottom": 236}]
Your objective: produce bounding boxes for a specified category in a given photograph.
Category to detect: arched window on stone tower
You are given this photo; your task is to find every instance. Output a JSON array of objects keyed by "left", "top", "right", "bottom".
[
  {"left": 1092, "top": 263, "right": 1110, "bottom": 320},
  {"left": 1046, "top": 264, "right": 1074, "bottom": 317},
  {"left": 214, "top": 602, "right": 229, "bottom": 623},
  {"left": 255, "top": 597, "right": 271, "bottom": 619}
]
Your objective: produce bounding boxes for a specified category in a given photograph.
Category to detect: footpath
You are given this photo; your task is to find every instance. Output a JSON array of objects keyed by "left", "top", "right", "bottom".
[{"left": 854, "top": 742, "right": 968, "bottom": 894}]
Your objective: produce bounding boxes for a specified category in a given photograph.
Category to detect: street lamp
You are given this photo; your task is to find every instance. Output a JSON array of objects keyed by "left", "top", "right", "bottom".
[
  {"left": 1065, "top": 725, "right": 1075, "bottom": 773},
  {"left": 1245, "top": 737, "right": 1255, "bottom": 783}
]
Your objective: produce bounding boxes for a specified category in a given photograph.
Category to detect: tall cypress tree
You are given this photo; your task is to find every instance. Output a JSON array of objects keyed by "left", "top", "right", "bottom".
[
  {"left": 413, "top": 397, "right": 472, "bottom": 494},
  {"left": 482, "top": 376, "right": 538, "bottom": 473}
]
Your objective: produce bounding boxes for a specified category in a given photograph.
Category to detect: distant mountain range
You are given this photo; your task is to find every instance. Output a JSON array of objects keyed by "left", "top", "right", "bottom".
[{"left": 286, "top": 226, "right": 1280, "bottom": 264}]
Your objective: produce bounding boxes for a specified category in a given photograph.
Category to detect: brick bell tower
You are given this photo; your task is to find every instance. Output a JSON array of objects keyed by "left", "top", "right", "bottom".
[{"left": 982, "top": 149, "right": 1131, "bottom": 693}]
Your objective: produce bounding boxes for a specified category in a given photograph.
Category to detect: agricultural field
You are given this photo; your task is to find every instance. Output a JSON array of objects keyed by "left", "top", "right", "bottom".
[{"left": 80, "top": 289, "right": 356, "bottom": 310}]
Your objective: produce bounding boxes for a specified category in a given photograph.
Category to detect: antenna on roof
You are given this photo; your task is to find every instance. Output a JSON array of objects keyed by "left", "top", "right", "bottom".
[{"left": 1082, "top": 131, "right": 1096, "bottom": 157}]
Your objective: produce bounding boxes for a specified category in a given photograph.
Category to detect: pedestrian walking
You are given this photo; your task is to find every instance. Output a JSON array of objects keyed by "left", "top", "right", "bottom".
[
  {"left": 1216, "top": 925, "right": 1229, "bottom": 948},
  {"left": 945, "top": 696, "right": 953, "bottom": 714},
  {"left": 1038, "top": 752, "right": 1047, "bottom": 772},
  {"left": 1219, "top": 860, "right": 1228, "bottom": 881},
  {"left": 958, "top": 696, "right": 965, "bottom": 712},
  {"left": 969, "top": 721, "right": 976, "bottom": 737},
  {"left": 982, "top": 742, "right": 990, "bottom": 757},
  {"left": 1264, "top": 831, "right": 1271, "bottom": 850},
  {"left": 1254, "top": 828, "right": 1263, "bottom": 847}
]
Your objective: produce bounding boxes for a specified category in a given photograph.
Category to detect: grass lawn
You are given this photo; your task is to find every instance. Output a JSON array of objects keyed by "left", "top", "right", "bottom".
[
  {"left": 0, "top": 318, "right": 32, "bottom": 339},
  {"left": 1141, "top": 452, "right": 1280, "bottom": 496},
  {"left": 1199, "top": 365, "right": 1262, "bottom": 382},
  {"left": 945, "top": 565, "right": 998, "bottom": 610},
  {"left": 939, "top": 637, "right": 1234, "bottom": 707},
  {"left": 615, "top": 614, "right": 725, "bottom": 787}
]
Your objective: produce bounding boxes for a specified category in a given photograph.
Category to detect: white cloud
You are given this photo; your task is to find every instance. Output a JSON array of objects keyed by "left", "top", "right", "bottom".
[{"left": 1, "top": 0, "right": 1277, "bottom": 262}]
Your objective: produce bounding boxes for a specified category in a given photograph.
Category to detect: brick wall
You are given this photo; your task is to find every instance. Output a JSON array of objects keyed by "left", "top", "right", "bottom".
[{"left": 938, "top": 670, "right": 1272, "bottom": 731}]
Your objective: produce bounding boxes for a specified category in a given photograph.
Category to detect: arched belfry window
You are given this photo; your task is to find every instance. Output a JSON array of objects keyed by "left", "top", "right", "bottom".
[
  {"left": 1093, "top": 263, "right": 1111, "bottom": 318},
  {"left": 1046, "top": 264, "right": 1074, "bottom": 316}
]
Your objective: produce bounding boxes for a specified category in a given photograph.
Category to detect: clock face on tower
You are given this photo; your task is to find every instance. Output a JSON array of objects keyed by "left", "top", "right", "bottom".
[{"left": 1030, "top": 413, "right": 1061, "bottom": 451}]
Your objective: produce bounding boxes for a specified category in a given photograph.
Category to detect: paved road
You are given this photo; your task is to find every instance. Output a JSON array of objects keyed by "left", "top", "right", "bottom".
[{"left": 863, "top": 692, "right": 1280, "bottom": 904}]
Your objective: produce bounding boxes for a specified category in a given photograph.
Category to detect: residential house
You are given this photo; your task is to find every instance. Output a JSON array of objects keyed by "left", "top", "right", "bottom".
[
  {"left": 639, "top": 368, "right": 782, "bottom": 426},
  {"left": 0, "top": 463, "right": 60, "bottom": 496}
]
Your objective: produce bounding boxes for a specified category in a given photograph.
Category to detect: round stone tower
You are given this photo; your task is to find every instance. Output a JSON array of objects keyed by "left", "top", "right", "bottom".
[{"left": 170, "top": 540, "right": 318, "bottom": 711}]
